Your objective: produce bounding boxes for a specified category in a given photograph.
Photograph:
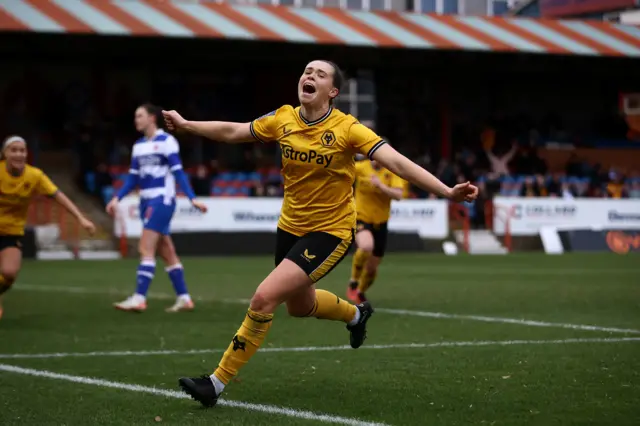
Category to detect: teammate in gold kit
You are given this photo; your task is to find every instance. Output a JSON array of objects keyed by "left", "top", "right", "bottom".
[
  {"left": 348, "top": 157, "right": 408, "bottom": 304},
  {"left": 0, "top": 136, "right": 96, "bottom": 319},
  {"left": 162, "top": 60, "right": 478, "bottom": 408}
]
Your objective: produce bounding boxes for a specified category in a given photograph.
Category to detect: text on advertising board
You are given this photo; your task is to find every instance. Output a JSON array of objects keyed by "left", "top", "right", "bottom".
[
  {"left": 512, "top": 204, "right": 577, "bottom": 219},
  {"left": 115, "top": 197, "right": 449, "bottom": 238},
  {"left": 608, "top": 211, "right": 640, "bottom": 222},
  {"left": 493, "top": 198, "right": 640, "bottom": 236}
]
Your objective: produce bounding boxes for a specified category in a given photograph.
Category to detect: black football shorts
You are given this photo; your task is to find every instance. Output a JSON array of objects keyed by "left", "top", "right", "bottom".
[{"left": 275, "top": 228, "right": 354, "bottom": 283}]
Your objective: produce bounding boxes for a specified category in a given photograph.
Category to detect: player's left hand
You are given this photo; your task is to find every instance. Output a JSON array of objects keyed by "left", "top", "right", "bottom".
[
  {"left": 448, "top": 181, "right": 479, "bottom": 203},
  {"left": 80, "top": 217, "right": 96, "bottom": 235},
  {"left": 105, "top": 197, "right": 118, "bottom": 217},
  {"left": 370, "top": 175, "right": 382, "bottom": 188},
  {"left": 191, "top": 200, "right": 208, "bottom": 213}
]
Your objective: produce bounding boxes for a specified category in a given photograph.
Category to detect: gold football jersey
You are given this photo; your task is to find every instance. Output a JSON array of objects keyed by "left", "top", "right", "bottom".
[
  {"left": 355, "top": 160, "right": 407, "bottom": 224},
  {"left": 251, "top": 105, "right": 386, "bottom": 240},
  {"left": 0, "top": 161, "right": 58, "bottom": 235}
]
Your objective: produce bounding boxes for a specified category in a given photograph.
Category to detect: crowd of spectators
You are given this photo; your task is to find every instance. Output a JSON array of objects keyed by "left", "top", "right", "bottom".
[{"left": 84, "top": 139, "right": 639, "bottom": 209}]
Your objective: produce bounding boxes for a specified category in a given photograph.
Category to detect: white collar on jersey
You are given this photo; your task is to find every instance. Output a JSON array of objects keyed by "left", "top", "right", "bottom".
[{"left": 143, "top": 128, "right": 165, "bottom": 142}]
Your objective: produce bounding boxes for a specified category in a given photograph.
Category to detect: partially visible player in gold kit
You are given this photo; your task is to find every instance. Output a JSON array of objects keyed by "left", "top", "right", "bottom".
[
  {"left": 162, "top": 60, "right": 478, "bottom": 408},
  {"left": 347, "top": 157, "right": 408, "bottom": 304},
  {"left": 0, "top": 136, "right": 96, "bottom": 319}
]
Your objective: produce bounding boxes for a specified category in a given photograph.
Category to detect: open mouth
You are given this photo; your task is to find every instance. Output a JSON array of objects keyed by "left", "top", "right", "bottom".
[{"left": 302, "top": 82, "right": 316, "bottom": 95}]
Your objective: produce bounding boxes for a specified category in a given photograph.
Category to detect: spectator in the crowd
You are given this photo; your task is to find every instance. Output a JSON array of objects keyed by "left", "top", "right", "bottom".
[
  {"left": 240, "top": 148, "right": 257, "bottom": 173},
  {"left": 191, "top": 165, "right": 211, "bottom": 196},
  {"left": 483, "top": 172, "right": 502, "bottom": 199},
  {"left": 436, "top": 159, "right": 457, "bottom": 188},
  {"left": 606, "top": 172, "right": 628, "bottom": 198},
  {"left": 485, "top": 142, "right": 518, "bottom": 175},
  {"left": 520, "top": 176, "right": 541, "bottom": 197},
  {"left": 628, "top": 178, "right": 640, "bottom": 198},
  {"left": 535, "top": 175, "right": 548, "bottom": 196},
  {"left": 458, "top": 150, "right": 478, "bottom": 182},
  {"left": 513, "top": 144, "right": 548, "bottom": 175},
  {"left": 561, "top": 182, "right": 577, "bottom": 199},
  {"left": 565, "top": 153, "right": 584, "bottom": 177},
  {"left": 472, "top": 180, "right": 488, "bottom": 228},
  {"left": 546, "top": 174, "right": 563, "bottom": 197},
  {"left": 591, "top": 185, "right": 606, "bottom": 198},
  {"left": 589, "top": 163, "right": 607, "bottom": 187},
  {"left": 94, "top": 162, "right": 113, "bottom": 205}
]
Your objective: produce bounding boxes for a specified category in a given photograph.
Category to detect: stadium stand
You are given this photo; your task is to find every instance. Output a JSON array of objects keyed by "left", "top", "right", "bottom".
[{"left": 0, "top": 0, "right": 638, "bottom": 240}]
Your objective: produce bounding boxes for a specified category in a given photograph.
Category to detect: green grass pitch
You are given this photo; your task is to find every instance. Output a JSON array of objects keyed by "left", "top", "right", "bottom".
[{"left": 0, "top": 253, "right": 638, "bottom": 425}]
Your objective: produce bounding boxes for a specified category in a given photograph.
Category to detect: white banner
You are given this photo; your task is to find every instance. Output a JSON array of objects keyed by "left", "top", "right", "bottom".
[
  {"left": 493, "top": 197, "right": 640, "bottom": 236},
  {"left": 115, "top": 197, "right": 449, "bottom": 238}
]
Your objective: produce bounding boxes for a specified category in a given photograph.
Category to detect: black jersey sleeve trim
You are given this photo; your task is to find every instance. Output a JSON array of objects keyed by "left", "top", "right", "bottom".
[
  {"left": 249, "top": 121, "right": 266, "bottom": 144},
  {"left": 367, "top": 140, "right": 386, "bottom": 160}
]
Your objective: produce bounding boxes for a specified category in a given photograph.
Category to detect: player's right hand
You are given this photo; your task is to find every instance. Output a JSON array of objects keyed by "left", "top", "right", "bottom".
[
  {"left": 80, "top": 218, "right": 97, "bottom": 235},
  {"left": 191, "top": 199, "right": 208, "bottom": 213},
  {"left": 162, "top": 110, "right": 187, "bottom": 132},
  {"left": 105, "top": 198, "right": 118, "bottom": 217}
]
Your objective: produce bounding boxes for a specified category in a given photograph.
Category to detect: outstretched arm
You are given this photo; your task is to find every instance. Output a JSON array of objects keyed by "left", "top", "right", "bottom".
[
  {"left": 162, "top": 110, "right": 252, "bottom": 143},
  {"left": 372, "top": 144, "right": 478, "bottom": 202},
  {"left": 372, "top": 144, "right": 451, "bottom": 198},
  {"left": 53, "top": 191, "right": 91, "bottom": 225},
  {"left": 183, "top": 121, "right": 252, "bottom": 144},
  {"left": 37, "top": 173, "right": 94, "bottom": 233}
]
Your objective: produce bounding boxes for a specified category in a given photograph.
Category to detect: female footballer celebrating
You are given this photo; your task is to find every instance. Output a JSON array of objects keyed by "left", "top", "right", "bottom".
[
  {"left": 0, "top": 135, "right": 96, "bottom": 319},
  {"left": 162, "top": 60, "right": 478, "bottom": 408}
]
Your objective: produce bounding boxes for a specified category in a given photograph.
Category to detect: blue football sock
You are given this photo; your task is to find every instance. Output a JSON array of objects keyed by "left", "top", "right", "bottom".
[
  {"left": 135, "top": 258, "right": 156, "bottom": 296},
  {"left": 166, "top": 263, "right": 189, "bottom": 296}
]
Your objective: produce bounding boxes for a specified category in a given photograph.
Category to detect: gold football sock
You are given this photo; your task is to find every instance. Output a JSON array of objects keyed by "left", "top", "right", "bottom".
[
  {"left": 213, "top": 309, "right": 273, "bottom": 385},
  {"left": 350, "top": 249, "right": 370, "bottom": 282},
  {"left": 308, "top": 289, "right": 357, "bottom": 323},
  {"left": 0, "top": 275, "right": 10, "bottom": 295},
  {"left": 358, "top": 268, "right": 378, "bottom": 294}
]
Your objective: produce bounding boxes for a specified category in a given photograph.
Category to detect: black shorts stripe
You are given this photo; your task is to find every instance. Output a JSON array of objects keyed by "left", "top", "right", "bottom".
[{"left": 308, "top": 236, "right": 351, "bottom": 283}]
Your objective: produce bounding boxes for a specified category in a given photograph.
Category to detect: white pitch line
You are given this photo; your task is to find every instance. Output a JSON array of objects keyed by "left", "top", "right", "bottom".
[
  {"left": 375, "top": 308, "right": 640, "bottom": 334},
  {"left": 1, "top": 337, "right": 639, "bottom": 360},
  {"left": 15, "top": 284, "right": 640, "bottom": 335},
  {"left": 0, "top": 364, "right": 387, "bottom": 426}
]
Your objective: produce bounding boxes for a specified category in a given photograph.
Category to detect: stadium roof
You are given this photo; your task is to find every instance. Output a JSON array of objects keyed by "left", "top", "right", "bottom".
[{"left": 1, "top": 0, "right": 639, "bottom": 57}]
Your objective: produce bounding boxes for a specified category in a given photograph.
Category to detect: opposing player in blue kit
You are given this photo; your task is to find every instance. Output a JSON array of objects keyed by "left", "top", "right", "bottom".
[{"left": 106, "top": 103, "right": 207, "bottom": 313}]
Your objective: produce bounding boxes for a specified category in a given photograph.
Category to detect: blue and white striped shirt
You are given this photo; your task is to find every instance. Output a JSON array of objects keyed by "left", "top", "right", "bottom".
[{"left": 127, "top": 129, "right": 186, "bottom": 204}]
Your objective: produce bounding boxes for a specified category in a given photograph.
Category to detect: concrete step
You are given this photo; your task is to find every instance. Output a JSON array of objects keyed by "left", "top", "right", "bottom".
[
  {"left": 469, "top": 242, "right": 504, "bottom": 249},
  {"left": 454, "top": 229, "right": 508, "bottom": 254},
  {"left": 468, "top": 247, "right": 509, "bottom": 255}
]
